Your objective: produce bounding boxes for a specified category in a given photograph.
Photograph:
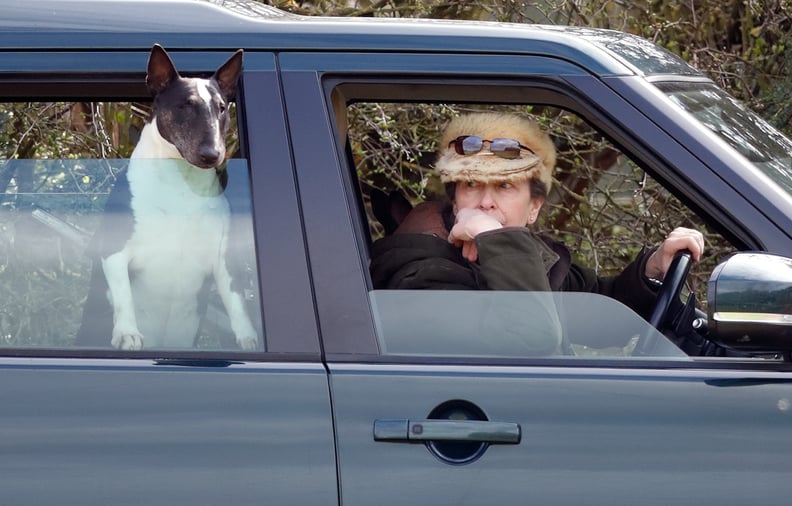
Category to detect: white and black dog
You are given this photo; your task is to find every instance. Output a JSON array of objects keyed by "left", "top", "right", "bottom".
[{"left": 76, "top": 44, "right": 258, "bottom": 350}]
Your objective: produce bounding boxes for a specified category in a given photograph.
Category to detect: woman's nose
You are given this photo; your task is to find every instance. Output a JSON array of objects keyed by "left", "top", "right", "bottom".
[{"left": 478, "top": 186, "right": 496, "bottom": 209}]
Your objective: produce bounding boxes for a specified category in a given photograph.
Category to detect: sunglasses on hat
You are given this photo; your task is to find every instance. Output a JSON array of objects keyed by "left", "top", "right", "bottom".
[{"left": 449, "top": 135, "right": 536, "bottom": 160}]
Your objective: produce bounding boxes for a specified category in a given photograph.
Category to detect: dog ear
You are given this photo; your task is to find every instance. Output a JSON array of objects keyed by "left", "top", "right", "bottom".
[
  {"left": 214, "top": 49, "right": 244, "bottom": 101},
  {"left": 146, "top": 44, "right": 180, "bottom": 96}
]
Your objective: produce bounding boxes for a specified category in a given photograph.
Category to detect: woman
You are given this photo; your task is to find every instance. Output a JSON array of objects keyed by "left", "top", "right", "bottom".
[{"left": 369, "top": 112, "right": 704, "bottom": 320}]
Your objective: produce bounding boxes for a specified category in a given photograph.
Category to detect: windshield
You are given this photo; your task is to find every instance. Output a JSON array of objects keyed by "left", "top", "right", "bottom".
[{"left": 658, "top": 82, "right": 792, "bottom": 195}]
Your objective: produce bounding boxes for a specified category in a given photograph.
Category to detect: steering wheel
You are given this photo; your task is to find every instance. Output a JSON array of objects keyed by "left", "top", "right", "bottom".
[{"left": 633, "top": 250, "right": 692, "bottom": 356}]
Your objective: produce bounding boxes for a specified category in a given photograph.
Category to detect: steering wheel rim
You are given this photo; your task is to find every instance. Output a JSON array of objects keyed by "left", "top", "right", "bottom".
[{"left": 633, "top": 250, "right": 692, "bottom": 356}]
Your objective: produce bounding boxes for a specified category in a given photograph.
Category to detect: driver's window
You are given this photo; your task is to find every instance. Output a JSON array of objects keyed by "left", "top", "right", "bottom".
[{"left": 349, "top": 101, "right": 732, "bottom": 358}]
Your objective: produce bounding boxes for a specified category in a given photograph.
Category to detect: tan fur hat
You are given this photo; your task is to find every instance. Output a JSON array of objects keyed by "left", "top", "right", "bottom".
[{"left": 435, "top": 112, "right": 556, "bottom": 190}]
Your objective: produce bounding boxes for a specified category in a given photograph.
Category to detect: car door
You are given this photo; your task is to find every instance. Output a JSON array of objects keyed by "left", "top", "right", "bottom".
[
  {"left": 0, "top": 50, "right": 337, "bottom": 505},
  {"left": 330, "top": 361, "right": 792, "bottom": 505},
  {"left": 282, "top": 51, "right": 792, "bottom": 505}
]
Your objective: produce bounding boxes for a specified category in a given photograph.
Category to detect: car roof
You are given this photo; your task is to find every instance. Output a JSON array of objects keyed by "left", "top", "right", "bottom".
[{"left": 1, "top": 0, "right": 701, "bottom": 78}]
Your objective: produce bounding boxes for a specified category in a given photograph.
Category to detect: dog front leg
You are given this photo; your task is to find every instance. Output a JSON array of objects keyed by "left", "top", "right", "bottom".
[
  {"left": 214, "top": 259, "right": 259, "bottom": 350},
  {"left": 102, "top": 249, "right": 145, "bottom": 350}
]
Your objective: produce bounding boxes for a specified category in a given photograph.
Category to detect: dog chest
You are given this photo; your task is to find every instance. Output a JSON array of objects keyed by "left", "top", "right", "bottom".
[{"left": 125, "top": 159, "right": 230, "bottom": 279}]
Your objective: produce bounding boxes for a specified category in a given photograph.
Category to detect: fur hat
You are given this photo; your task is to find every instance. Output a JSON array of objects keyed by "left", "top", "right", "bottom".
[{"left": 435, "top": 112, "right": 556, "bottom": 190}]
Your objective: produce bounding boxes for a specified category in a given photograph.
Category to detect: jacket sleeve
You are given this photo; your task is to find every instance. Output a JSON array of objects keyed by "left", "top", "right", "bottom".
[
  {"left": 475, "top": 228, "right": 555, "bottom": 291},
  {"left": 561, "top": 247, "right": 659, "bottom": 320},
  {"left": 369, "top": 233, "right": 479, "bottom": 290}
]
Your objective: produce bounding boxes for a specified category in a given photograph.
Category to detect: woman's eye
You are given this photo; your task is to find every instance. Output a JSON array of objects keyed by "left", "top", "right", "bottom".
[
  {"left": 466, "top": 181, "right": 479, "bottom": 188},
  {"left": 499, "top": 182, "right": 513, "bottom": 189}
]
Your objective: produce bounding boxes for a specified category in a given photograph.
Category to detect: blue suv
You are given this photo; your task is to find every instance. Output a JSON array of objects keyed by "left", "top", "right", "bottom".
[{"left": 2, "top": 1, "right": 792, "bottom": 504}]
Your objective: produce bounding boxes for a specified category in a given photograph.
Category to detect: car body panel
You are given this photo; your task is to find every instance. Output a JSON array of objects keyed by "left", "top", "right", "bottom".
[
  {"left": 278, "top": 52, "right": 592, "bottom": 76},
  {"left": 238, "top": 68, "right": 320, "bottom": 353},
  {"left": 0, "top": 0, "right": 692, "bottom": 77},
  {"left": 0, "top": 359, "right": 338, "bottom": 505},
  {"left": 0, "top": 51, "right": 279, "bottom": 74},
  {"left": 330, "top": 363, "right": 792, "bottom": 505}
]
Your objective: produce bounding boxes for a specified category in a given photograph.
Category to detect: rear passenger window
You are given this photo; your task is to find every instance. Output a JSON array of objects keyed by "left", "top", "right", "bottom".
[
  {"left": 0, "top": 100, "right": 263, "bottom": 351},
  {"left": 343, "top": 97, "right": 733, "bottom": 359}
]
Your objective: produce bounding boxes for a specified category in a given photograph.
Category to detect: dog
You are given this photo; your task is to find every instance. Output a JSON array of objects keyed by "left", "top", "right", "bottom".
[{"left": 75, "top": 44, "right": 258, "bottom": 350}]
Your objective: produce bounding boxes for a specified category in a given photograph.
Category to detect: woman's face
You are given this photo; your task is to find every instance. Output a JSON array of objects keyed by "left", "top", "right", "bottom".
[{"left": 454, "top": 179, "right": 544, "bottom": 227}]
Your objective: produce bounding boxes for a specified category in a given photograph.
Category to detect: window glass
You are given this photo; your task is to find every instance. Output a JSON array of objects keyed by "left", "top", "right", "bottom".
[
  {"left": 0, "top": 101, "right": 263, "bottom": 351},
  {"left": 370, "top": 290, "right": 688, "bottom": 359},
  {"left": 349, "top": 101, "right": 733, "bottom": 359},
  {"left": 659, "top": 81, "right": 792, "bottom": 194}
]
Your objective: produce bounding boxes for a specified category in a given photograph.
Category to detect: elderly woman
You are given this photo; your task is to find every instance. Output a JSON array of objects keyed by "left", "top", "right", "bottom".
[{"left": 369, "top": 112, "right": 704, "bottom": 319}]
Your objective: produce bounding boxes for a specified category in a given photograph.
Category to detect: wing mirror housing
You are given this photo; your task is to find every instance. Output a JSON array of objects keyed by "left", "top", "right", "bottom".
[{"left": 708, "top": 252, "right": 792, "bottom": 352}]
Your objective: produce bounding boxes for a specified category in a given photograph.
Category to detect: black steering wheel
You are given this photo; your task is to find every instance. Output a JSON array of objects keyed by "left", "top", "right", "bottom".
[{"left": 633, "top": 250, "right": 693, "bottom": 356}]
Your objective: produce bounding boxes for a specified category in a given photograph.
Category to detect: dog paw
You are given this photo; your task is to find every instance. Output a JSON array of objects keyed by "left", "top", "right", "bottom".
[
  {"left": 111, "top": 329, "right": 145, "bottom": 350},
  {"left": 236, "top": 335, "right": 259, "bottom": 350}
]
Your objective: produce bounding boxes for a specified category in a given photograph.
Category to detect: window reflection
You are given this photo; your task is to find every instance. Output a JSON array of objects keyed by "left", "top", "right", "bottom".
[
  {"left": 370, "top": 290, "right": 688, "bottom": 359},
  {"left": 0, "top": 158, "right": 262, "bottom": 350},
  {"left": 660, "top": 82, "right": 792, "bottom": 195}
]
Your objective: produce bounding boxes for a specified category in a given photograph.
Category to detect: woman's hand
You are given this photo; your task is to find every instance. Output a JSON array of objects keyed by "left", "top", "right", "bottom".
[
  {"left": 644, "top": 227, "right": 705, "bottom": 280},
  {"left": 448, "top": 208, "right": 502, "bottom": 262}
]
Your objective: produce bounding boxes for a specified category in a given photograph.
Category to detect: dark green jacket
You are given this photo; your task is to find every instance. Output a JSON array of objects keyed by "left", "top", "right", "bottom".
[{"left": 369, "top": 227, "right": 659, "bottom": 320}]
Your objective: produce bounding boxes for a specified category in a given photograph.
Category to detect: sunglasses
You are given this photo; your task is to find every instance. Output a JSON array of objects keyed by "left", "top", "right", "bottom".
[{"left": 449, "top": 135, "right": 536, "bottom": 160}]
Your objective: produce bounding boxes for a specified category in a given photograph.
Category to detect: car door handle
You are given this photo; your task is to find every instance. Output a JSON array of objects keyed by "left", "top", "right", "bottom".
[{"left": 373, "top": 419, "right": 521, "bottom": 444}]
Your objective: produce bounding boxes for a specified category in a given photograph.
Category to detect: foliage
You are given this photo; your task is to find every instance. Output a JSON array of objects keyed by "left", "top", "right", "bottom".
[{"left": 0, "top": 102, "right": 142, "bottom": 346}]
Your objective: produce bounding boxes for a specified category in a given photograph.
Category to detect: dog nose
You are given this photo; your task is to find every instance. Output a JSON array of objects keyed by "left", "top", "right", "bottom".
[{"left": 199, "top": 146, "right": 222, "bottom": 167}]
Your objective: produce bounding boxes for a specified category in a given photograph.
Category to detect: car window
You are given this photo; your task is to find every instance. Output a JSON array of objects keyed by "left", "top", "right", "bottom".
[
  {"left": 344, "top": 98, "right": 733, "bottom": 359},
  {"left": 0, "top": 100, "right": 263, "bottom": 352},
  {"left": 659, "top": 81, "right": 792, "bottom": 193},
  {"left": 370, "top": 290, "right": 689, "bottom": 359}
]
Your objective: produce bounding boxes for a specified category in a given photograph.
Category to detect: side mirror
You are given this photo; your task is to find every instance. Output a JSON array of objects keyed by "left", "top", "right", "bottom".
[{"left": 708, "top": 252, "right": 792, "bottom": 352}]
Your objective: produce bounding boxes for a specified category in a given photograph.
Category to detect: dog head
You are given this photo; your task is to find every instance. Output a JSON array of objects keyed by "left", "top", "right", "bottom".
[{"left": 145, "top": 44, "right": 243, "bottom": 169}]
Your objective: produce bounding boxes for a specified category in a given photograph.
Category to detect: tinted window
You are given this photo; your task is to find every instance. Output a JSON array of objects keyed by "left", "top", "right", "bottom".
[
  {"left": 659, "top": 81, "right": 792, "bottom": 194},
  {"left": 0, "top": 100, "right": 263, "bottom": 351},
  {"left": 371, "top": 290, "right": 688, "bottom": 359}
]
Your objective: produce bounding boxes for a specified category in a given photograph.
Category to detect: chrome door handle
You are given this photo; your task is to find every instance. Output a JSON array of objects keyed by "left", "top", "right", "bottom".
[{"left": 374, "top": 419, "right": 521, "bottom": 444}]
